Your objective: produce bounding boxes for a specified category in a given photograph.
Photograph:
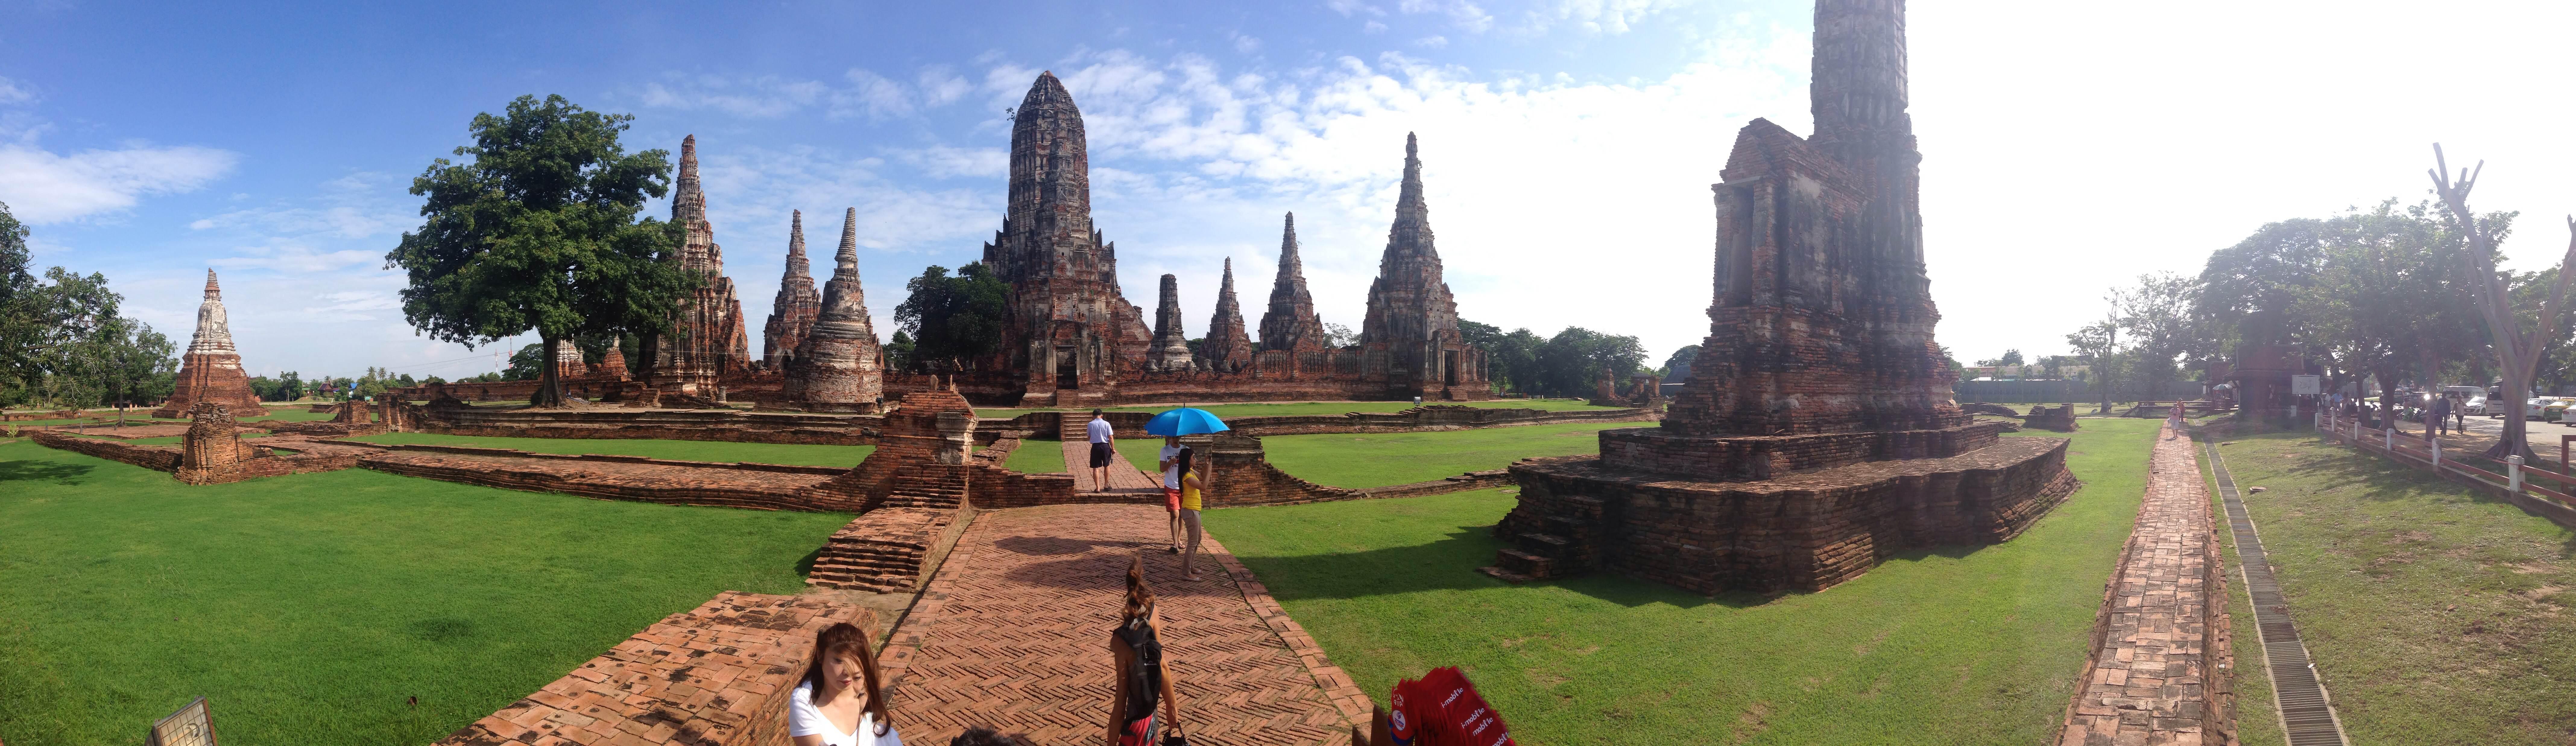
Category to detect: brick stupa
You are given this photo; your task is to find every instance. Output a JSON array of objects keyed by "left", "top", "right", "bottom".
[
  {"left": 155, "top": 270, "right": 268, "bottom": 418},
  {"left": 762, "top": 209, "right": 821, "bottom": 370},
  {"left": 1355, "top": 134, "right": 1491, "bottom": 399},
  {"left": 975, "top": 71, "right": 1154, "bottom": 404},
  {"left": 1199, "top": 258, "right": 1255, "bottom": 372},
  {"left": 779, "top": 208, "right": 884, "bottom": 411},
  {"left": 651, "top": 134, "right": 753, "bottom": 399},
  {"left": 1145, "top": 274, "right": 1193, "bottom": 372},
  {"left": 1488, "top": 0, "right": 2075, "bottom": 594},
  {"left": 1257, "top": 213, "right": 1327, "bottom": 354}
]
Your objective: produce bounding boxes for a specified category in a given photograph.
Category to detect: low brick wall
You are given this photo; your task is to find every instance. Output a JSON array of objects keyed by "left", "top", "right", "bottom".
[
  {"left": 175, "top": 448, "right": 362, "bottom": 485},
  {"left": 399, "top": 403, "right": 886, "bottom": 446},
  {"left": 2, "top": 409, "right": 86, "bottom": 422},
  {"left": 992, "top": 405, "right": 1656, "bottom": 440},
  {"left": 1200, "top": 432, "right": 1519, "bottom": 508},
  {"left": 325, "top": 440, "right": 852, "bottom": 475},
  {"left": 31, "top": 431, "right": 180, "bottom": 471},
  {"left": 806, "top": 507, "right": 958, "bottom": 593},
  {"left": 435, "top": 592, "right": 868, "bottom": 746},
  {"left": 967, "top": 463, "right": 1078, "bottom": 508},
  {"left": 353, "top": 449, "right": 861, "bottom": 513}
]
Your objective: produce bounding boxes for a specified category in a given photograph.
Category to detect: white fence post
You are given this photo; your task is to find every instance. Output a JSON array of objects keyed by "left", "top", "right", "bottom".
[
  {"left": 2432, "top": 437, "right": 2442, "bottom": 469},
  {"left": 2385, "top": 427, "right": 2394, "bottom": 451},
  {"left": 2509, "top": 455, "right": 2525, "bottom": 493}
]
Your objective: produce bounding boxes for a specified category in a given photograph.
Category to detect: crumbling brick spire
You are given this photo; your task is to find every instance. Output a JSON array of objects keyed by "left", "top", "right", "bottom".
[
  {"left": 1360, "top": 133, "right": 1470, "bottom": 392},
  {"left": 784, "top": 207, "right": 883, "bottom": 406},
  {"left": 976, "top": 71, "right": 1152, "bottom": 394},
  {"left": 763, "top": 209, "right": 822, "bottom": 368},
  {"left": 156, "top": 268, "right": 267, "bottom": 417},
  {"left": 1258, "top": 212, "right": 1325, "bottom": 353},
  {"left": 653, "top": 134, "right": 753, "bottom": 394},
  {"left": 1200, "top": 258, "right": 1255, "bottom": 372},
  {"left": 1147, "top": 273, "right": 1194, "bottom": 372}
]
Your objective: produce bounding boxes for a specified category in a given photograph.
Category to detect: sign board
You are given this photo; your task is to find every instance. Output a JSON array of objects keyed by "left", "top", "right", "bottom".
[
  {"left": 2291, "top": 375, "right": 2322, "bottom": 396},
  {"left": 149, "top": 697, "right": 216, "bottom": 746}
]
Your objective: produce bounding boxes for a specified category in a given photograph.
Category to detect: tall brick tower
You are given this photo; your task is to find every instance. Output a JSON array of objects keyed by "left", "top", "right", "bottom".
[
  {"left": 1199, "top": 258, "right": 1255, "bottom": 373},
  {"left": 155, "top": 270, "right": 268, "bottom": 417},
  {"left": 1490, "top": 0, "right": 2074, "bottom": 595},
  {"left": 782, "top": 207, "right": 884, "bottom": 410},
  {"left": 977, "top": 72, "right": 1151, "bottom": 403},
  {"left": 763, "top": 209, "right": 822, "bottom": 369},
  {"left": 1257, "top": 212, "right": 1326, "bottom": 354},
  {"left": 1146, "top": 274, "right": 1193, "bottom": 372},
  {"left": 652, "top": 134, "right": 753, "bottom": 398},
  {"left": 1358, "top": 134, "right": 1488, "bottom": 398}
]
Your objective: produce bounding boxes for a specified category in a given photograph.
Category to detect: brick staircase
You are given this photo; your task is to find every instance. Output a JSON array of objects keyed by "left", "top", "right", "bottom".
[
  {"left": 807, "top": 507, "right": 957, "bottom": 593},
  {"left": 879, "top": 463, "right": 968, "bottom": 510},
  {"left": 1478, "top": 494, "right": 1607, "bottom": 583}
]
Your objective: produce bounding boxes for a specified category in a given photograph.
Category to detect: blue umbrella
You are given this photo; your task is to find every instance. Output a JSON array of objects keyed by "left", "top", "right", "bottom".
[{"left": 1144, "top": 407, "right": 1231, "bottom": 436}]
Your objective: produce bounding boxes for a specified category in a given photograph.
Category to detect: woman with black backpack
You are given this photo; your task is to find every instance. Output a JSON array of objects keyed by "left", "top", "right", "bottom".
[{"left": 1108, "top": 555, "right": 1185, "bottom": 746}]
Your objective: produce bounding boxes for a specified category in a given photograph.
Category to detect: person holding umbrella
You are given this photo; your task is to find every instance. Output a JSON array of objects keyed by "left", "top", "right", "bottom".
[{"left": 1145, "top": 407, "right": 1230, "bottom": 580}]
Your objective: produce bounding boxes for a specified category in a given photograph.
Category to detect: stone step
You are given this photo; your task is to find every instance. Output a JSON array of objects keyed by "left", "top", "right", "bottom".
[
  {"left": 1476, "top": 565, "right": 1535, "bottom": 584},
  {"left": 1517, "top": 532, "right": 1571, "bottom": 552},
  {"left": 1543, "top": 515, "right": 1591, "bottom": 532},
  {"left": 1495, "top": 548, "right": 1556, "bottom": 577}
]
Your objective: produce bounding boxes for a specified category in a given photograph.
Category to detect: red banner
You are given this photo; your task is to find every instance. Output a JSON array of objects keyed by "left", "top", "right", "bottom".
[{"left": 1388, "top": 667, "right": 1514, "bottom": 746}]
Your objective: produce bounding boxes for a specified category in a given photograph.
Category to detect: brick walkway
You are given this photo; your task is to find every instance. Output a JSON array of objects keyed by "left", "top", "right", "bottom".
[
  {"left": 2060, "top": 424, "right": 2233, "bottom": 745},
  {"left": 878, "top": 504, "right": 1364, "bottom": 745},
  {"left": 1060, "top": 437, "right": 1167, "bottom": 493}
]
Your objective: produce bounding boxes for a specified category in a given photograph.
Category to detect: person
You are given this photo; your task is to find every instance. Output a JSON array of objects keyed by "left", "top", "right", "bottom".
[
  {"left": 791, "top": 621, "right": 902, "bottom": 746},
  {"left": 947, "top": 727, "right": 1016, "bottom": 746},
  {"left": 1087, "top": 409, "right": 1117, "bottom": 488},
  {"left": 1108, "top": 556, "right": 1182, "bottom": 746},
  {"left": 2166, "top": 400, "right": 2183, "bottom": 438},
  {"left": 1159, "top": 435, "right": 1185, "bottom": 554},
  {"left": 2430, "top": 394, "right": 2451, "bottom": 437},
  {"left": 2452, "top": 394, "right": 2468, "bottom": 433},
  {"left": 1174, "top": 445, "right": 1208, "bottom": 580}
]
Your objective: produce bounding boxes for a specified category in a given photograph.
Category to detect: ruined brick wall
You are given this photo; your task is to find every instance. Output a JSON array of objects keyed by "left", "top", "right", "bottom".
[
  {"left": 355, "top": 446, "right": 863, "bottom": 513},
  {"left": 399, "top": 404, "right": 883, "bottom": 446},
  {"left": 1, "top": 409, "right": 85, "bottom": 422},
  {"left": 436, "top": 592, "right": 868, "bottom": 746},
  {"left": 1502, "top": 438, "right": 2076, "bottom": 593},
  {"left": 2023, "top": 404, "right": 2079, "bottom": 432},
  {"left": 31, "top": 431, "right": 181, "bottom": 471},
  {"left": 1597, "top": 421, "right": 2004, "bottom": 481},
  {"left": 176, "top": 449, "right": 362, "bottom": 485},
  {"left": 965, "top": 463, "right": 1077, "bottom": 508},
  {"left": 807, "top": 507, "right": 957, "bottom": 593}
]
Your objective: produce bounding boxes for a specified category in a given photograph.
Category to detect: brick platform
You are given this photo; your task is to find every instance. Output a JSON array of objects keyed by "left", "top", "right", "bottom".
[
  {"left": 2059, "top": 425, "right": 2235, "bottom": 745},
  {"left": 435, "top": 592, "right": 867, "bottom": 746},
  {"left": 877, "top": 504, "right": 1361, "bottom": 744},
  {"left": 355, "top": 448, "right": 858, "bottom": 512}
]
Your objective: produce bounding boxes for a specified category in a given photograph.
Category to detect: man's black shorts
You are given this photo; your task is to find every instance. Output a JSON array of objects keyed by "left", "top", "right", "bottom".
[{"left": 1089, "top": 441, "right": 1116, "bottom": 468}]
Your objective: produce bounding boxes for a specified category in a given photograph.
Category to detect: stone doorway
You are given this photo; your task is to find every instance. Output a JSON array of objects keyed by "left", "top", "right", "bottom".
[
  {"left": 1054, "top": 347, "right": 1078, "bottom": 390},
  {"left": 1443, "top": 350, "right": 1459, "bottom": 386}
]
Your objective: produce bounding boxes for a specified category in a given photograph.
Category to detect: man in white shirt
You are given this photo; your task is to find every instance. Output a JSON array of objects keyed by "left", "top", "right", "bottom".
[{"left": 1086, "top": 410, "right": 1116, "bottom": 487}]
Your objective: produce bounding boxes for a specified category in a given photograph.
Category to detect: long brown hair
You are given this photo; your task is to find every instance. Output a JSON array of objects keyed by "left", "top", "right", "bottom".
[
  {"left": 1123, "top": 555, "right": 1156, "bottom": 624},
  {"left": 803, "top": 621, "right": 893, "bottom": 735}
]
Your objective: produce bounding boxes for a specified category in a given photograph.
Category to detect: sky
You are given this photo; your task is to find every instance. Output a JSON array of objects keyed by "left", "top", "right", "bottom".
[{"left": 5, "top": 0, "right": 2574, "bottom": 382}]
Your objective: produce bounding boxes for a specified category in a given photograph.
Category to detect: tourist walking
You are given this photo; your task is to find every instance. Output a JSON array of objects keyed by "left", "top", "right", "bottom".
[
  {"left": 1174, "top": 446, "right": 1208, "bottom": 580},
  {"left": 2167, "top": 400, "right": 2183, "bottom": 438},
  {"left": 2431, "top": 394, "right": 2452, "bottom": 437},
  {"left": 1108, "top": 556, "right": 1184, "bottom": 746},
  {"left": 1160, "top": 435, "right": 1185, "bottom": 553},
  {"left": 2452, "top": 394, "right": 2468, "bottom": 433},
  {"left": 791, "top": 621, "right": 902, "bottom": 746},
  {"left": 1087, "top": 409, "right": 1117, "bottom": 488}
]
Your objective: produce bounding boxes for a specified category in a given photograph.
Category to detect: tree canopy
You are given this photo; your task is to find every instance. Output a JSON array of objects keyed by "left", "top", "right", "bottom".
[
  {"left": 893, "top": 263, "right": 1009, "bottom": 372},
  {"left": 384, "top": 94, "right": 691, "bottom": 406}
]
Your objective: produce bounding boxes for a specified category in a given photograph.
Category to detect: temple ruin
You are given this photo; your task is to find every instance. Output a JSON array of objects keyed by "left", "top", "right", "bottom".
[
  {"left": 761, "top": 209, "right": 822, "bottom": 370},
  {"left": 775, "top": 208, "right": 886, "bottom": 412},
  {"left": 1486, "top": 0, "right": 2076, "bottom": 593},
  {"left": 155, "top": 270, "right": 268, "bottom": 418},
  {"left": 1200, "top": 258, "right": 1255, "bottom": 373},
  {"left": 650, "top": 135, "right": 755, "bottom": 400},
  {"left": 1146, "top": 274, "right": 1195, "bottom": 372}
]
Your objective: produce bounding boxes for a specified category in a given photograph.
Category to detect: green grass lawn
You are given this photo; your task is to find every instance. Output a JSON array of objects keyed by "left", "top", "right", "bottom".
[
  {"left": 346, "top": 432, "right": 873, "bottom": 468},
  {"left": 0, "top": 440, "right": 849, "bottom": 746},
  {"left": 1201, "top": 419, "right": 2158, "bottom": 744},
  {"left": 1249, "top": 421, "right": 1635, "bottom": 488},
  {"left": 2194, "top": 430, "right": 2576, "bottom": 744},
  {"left": 978, "top": 399, "right": 1621, "bottom": 420},
  {"left": 1004, "top": 438, "right": 1067, "bottom": 473}
]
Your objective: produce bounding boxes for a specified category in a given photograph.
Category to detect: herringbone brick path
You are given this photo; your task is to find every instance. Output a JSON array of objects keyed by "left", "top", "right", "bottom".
[
  {"left": 1061, "top": 436, "right": 1166, "bottom": 493},
  {"left": 878, "top": 504, "right": 1358, "bottom": 745},
  {"left": 2060, "top": 424, "right": 2233, "bottom": 745}
]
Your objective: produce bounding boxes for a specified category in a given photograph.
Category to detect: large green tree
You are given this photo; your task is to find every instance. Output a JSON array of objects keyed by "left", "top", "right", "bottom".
[
  {"left": 893, "top": 263, "right": 1009, "bottom": 373},
  {"left": 385, "top": 94, "right": 692, "bottom": 407},
  {"left": 1533, "top": 327, "right": 1645, "bottom": 399}
]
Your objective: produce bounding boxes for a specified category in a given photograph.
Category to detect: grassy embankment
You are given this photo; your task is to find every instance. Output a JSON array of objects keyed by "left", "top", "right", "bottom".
[
  {"left": 1201, "top": 419, "right": 2159, "bottom": 744},
  {"left": 0, "top": 440, "right": 847, "bottom": 745},
  {"left": 2192, "top": 430, "right": 2576, "bottom": 744}
]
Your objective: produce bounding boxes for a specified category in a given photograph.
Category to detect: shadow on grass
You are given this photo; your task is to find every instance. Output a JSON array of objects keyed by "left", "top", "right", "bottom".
[
  {"left": 1223, "top": 522, "right": 1779, "bottom": 610},
  {"left": 2240, "top": 435, "right": 2576, "bottom": 558},
  {"left": 0, "top": 459, "right": 96, "bottom": 485}
]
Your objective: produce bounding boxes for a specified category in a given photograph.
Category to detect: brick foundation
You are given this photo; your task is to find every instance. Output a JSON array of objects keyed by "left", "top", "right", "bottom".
[{"left": 434, "top": 592, "right": 868, "bottom": 746}]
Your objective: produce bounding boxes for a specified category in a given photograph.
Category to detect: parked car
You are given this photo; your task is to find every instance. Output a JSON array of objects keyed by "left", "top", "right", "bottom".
[
  {"left": 2530, "top": 397, "right": 2555, "bottom": 419},
  {"left": 2443, "top": 385, "right": 2489, "bottom": 415},
  {"left": 2548, "top": 398, "right": 2576, "bottom": 422}
]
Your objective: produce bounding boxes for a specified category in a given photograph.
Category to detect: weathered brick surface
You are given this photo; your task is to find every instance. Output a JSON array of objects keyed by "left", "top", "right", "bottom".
[
  {"left": 2024, "top": 404, "right": 2080, "bottom": 432},
  {"left": 355, "top": 448, "right": 857, "bottom": 512},
  {"left": 397, "top": 402, "right": 884, "bottom": 446},
  {"left": 1199, "top": 259, "right": 1256, "bottom": 373},
  {"left": 807, "top": 507, "right": 959, "bottom": 593},
  {"left": 30, "top": 431, "right": 181, "bottom": 471},
  {"left": 155, "top": 271, "right": 268, "bottom": 419},
  {"left": 1500, "top": 437, "right": 2075, "bottom": 593},
  {"left": 876, "top": 504, "right": 1358, "bottom": 744},
  {"left": 761, "top": 209, "right": 822, "bottom": 370},
  {"left": 2059, "top": 425, "right": 2235, "bottom": 746},
  {"left": 650, "top": 135, "right": 755, "bottom": 399},
  {"left": 32, "top": 414, "right": 362, "bottom": 484},
  {"left": 1597, "top": 421, "right": 2006, "bottom": 481},
  {"left": 434, "top": 592, "right": 868, "bottom": 746},
  {"left": 777, "top": 208, "right": 885, "bottom": 412}
]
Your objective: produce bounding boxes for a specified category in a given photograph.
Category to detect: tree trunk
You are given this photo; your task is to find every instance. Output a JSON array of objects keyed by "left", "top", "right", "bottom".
[
  {"left": 636, "top": 332, "right": 661, "bottom": 386},
  {"left": 531, "top": 335, "right": 567, "bottom": 408}
]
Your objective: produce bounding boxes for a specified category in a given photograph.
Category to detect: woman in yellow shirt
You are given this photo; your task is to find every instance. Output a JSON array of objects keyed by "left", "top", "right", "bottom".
[{"left": 1176, "top": 446, "right": 1208, "bottom": 580}]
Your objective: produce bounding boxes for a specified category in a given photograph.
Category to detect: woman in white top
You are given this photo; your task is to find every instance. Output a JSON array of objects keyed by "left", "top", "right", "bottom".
[{"left": 790, "top": 621, "right": 903, "bottom": 746}]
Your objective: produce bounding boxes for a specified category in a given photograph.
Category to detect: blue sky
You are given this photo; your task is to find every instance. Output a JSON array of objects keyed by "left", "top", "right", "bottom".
[{"left": 7, "top": 1, "right": 2575, "bottom": 381}]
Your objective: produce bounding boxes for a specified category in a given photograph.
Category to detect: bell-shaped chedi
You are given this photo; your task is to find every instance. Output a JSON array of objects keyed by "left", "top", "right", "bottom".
[
  {"left": 550, "top": 340, "right": 588, "bottom": 382},
  {"left": 155, "top": 270, "right": 269, "bottom": 418},
  {"left": 1357, "top": 134, "right": 1489, "bottom": 398},
  {"left": 651, "top": 134, "right": 754, "bottom": 397},
  {"left": 1257, "top": 212, "right": 1326, "bottom": 354},
  {"left": 1489, "top": 0, "right": 2076, "bottom": 595},
  {"left": 783, "top": 208, "right": 884, "bottom": 410},
  {"left": 593, "top": 346, "right": 631, "bottom": 381},
  {"left": 1199, "top": 259, "right": 1255, "bottom": 373},
  {"left": 1146, "top": 274, "right": 1194, "bottom": 372},
  {"left": 763, "top": 210, "right": 822, "bottom": 370},
  {"left": 975, "top": 72, "right": 1152, "bottom": 398}
]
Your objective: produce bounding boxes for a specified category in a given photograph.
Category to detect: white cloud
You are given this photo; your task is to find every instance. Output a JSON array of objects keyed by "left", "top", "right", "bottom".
[
  {"left": 0, "top": 143, "right": 237, "bottom": 224},
  {"left": 209, "top": 241, "right": 380, "bottom": 273},
  {"left": 636, "top": 74, "right": 825, "bottom": 118},
  {"left": 1397, "top": 0, "right": 1494, "bottom": 33},
  {"left": 1517, "top": 0, "right": 1684, "bottom": 35},
  {"left": 917, "top": 65, "right": 974, "bottom": 106},
  {"left": 304, "top": 290, "right": 400, "bottom": 315},
  {"left": 1326, "top": 0, "right": 1385, "bottom": 17},
  {"left": 187, "top": 172, "right": 411, "bottom": 239},
  {"left": 1230, "top": 32, "right": 1263, "bottom": 55},
  {"left": 0, "top": 76, "right": 32, "bottom": 105},
  {"left": 831, "top": 69, "right": 918, "bottom": 120},
  {"left": 1363, "top": 20, "right": 1389, "bottom": 34},
  {"left": 1413, "top": 35, "right": 1450, "bottom": 48},
  {"left": 894, "top": 145, "right": 1008, "bottom": 179}
]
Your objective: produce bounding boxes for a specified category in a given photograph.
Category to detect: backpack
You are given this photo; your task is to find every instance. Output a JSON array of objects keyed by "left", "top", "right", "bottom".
[{"left": 1116, "top": 615, "right": 1165, "bottom": 728}]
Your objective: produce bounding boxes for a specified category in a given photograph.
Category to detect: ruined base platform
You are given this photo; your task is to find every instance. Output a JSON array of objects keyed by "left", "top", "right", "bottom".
[{"left": 1488, "top": 434, "right": 2076, "bottom": 594}]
